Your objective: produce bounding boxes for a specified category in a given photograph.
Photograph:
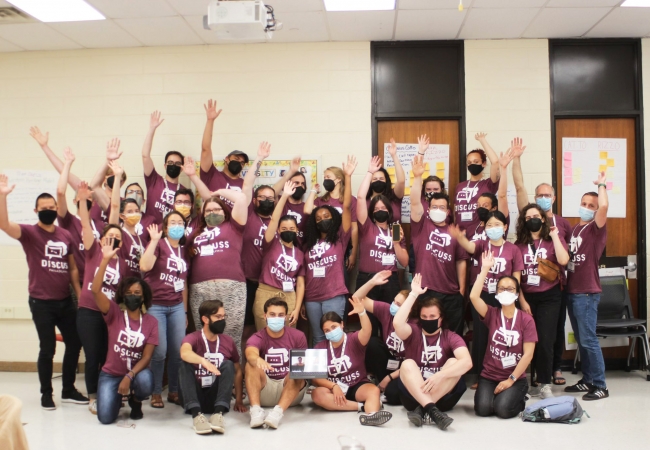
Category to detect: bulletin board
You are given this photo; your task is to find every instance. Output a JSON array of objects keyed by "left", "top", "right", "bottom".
[{"left": 561, "top": 137, "right": 627, "bottom": 218}]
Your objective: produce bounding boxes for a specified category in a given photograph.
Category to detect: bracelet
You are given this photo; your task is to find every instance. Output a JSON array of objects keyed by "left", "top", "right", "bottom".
[
  {"left": 311, "top": 189, "right": 318, "bottom": 193},
  {"left": 508, "top": 374, "right": 517, "bottom": 382},
  {"left": 598, "top": 183, "right": 607, "bottom": 188},
  {"left": 418, "top": 152, "right": 425, "bottom": 155},
  {"left": 125, "top": 373, "right": 134, "bottom": 382},
  {"left": 358, "top": 309, "right": 367, "bottom": 317},
  {"left": 388, "top": 373, "right": 393, "bottom": 381}
]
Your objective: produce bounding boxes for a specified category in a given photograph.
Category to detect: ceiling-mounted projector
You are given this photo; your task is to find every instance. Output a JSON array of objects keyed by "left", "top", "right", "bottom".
[{"left": 203, "top": 0, "right": 281, "bottom": 41}]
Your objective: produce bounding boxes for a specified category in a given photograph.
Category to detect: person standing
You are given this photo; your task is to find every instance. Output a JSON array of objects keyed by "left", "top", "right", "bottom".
[{"left": 364, "top": 139, "right": 406, "bottom": 226}]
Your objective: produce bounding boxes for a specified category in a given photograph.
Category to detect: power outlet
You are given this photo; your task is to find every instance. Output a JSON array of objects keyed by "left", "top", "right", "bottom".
[{"left": 0, "top": 307, "right": 15, "bottom": 319}]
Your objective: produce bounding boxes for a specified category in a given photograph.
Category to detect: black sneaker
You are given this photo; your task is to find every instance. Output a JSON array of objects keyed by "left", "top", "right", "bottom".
[
  {"left": 62, "top": 389, "right": 89, "bottom": 404},
  {"left": 129, "top": 396, "right": 144, "bottom": 420},
  {"left": 582, "top": 387, "right": 609, "bottom": 401},
  {"left": 407, "top": 406, "right": 425, "bottom": 427},
  {"left": 564, "top": 380, "right": 592, "bottom": 393},
  {"left": 426, "top": 406, "right": 453, "bottom": 431},
  {"left": 41, "top": 394, "right": 56, "bottom": 411}
]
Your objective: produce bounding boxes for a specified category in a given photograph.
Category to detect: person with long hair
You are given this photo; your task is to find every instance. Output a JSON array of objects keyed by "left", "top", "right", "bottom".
[
  {"left": 273, "top": 156, "right": 309, "bottom": 246},
  {"left": 364, "top": 139, "right": 405, "bottom": 226}
]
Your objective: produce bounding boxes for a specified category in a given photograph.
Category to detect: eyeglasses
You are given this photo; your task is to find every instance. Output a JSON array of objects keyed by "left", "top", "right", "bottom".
[
  {"left": 213, "top": 314, "right": 227, "bottom": 321},
  {"left": 497, "top": 287, "right": 517, "bottom": 294},
  {"left": 257, "top": 196, "right": 275, "bottom": 202},
  {"left": 175, "top": 200, "right": 192, "bottom": 206},
  {"left": 429, "top": 206, "right": 447, "bottom": 211},
  {"left": 166, "top": 161, "right": 183, "bottom": 167},
  {"left": 205, "top": 208, "right": 223, "bottom": 214},
  {"left": 535, "top": 194, "right": 553, "bottom": 199}
]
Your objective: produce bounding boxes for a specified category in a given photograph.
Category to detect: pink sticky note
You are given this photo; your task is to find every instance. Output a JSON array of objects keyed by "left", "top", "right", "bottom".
[
  {"left": 606, "top": 181, "right": 613, "bottom": 190},
  {"left": 563, "top": 160, "right": 572, "bottom": 169},
  {"left": 564, "top": 152, "right": 572, "bottom": 161},
  {"left": 564, "top": 177, "right": 573, "bottom": 186},
  {"left": 565, "top": 168, "right": 573, "bottom": 177}
]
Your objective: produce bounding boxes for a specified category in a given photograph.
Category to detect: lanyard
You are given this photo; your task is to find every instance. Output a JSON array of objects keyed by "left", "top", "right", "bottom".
[
  {"left": 422, "top": 331, "right": 442, "bottom": 362},
  {"left": 527, "top": 239, "right": 544, "bottom": 264},
  {"left": 329, "top": 333, "right": 347, "bottom": 364},
  {"left": 280, "top": 241, "right": 296, "bottom": 269},
  {"left": 376, "top": 223, "right": 393, "bottom": 248},
  {"left": 123, "top": 310, "right": 142, "bottom": 371},
  {"left": 200, "top": 329, "right": 220, "bottom": 370},
  {"left": 488, "top": 241, "right": 504, "bottom": 259},
  {"left": 165, "top": 238, "right": 184, "bottom": 274},
  {"left": 163, "top": 178, "right": 179, "bottom": 194},
  {"left": 500, "top": 309, "right": 518, "bottom": 348},
  {"left": 123, "top": 228, "right": 143, "bottom": 257},
  {"left": 76, "top": 215, "right": 99, "bottom": 238},
  {"left": 570, "top": 222, "right": 591, "bottom": 253}
]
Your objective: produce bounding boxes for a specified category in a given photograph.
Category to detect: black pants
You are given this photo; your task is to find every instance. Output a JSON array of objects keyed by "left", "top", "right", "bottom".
[
  {"left": 420, "top": 290, "right": 464, "bottom": 336},
  {"left": 245, "top": 279, "right": 259, "bottom": 326},
  {"left": 357, "top": 271, "right": 400, "bottom": 337},
  {"left": 526, "top": 285, "right": 562, "bottom": 384},
  {"left": 552, "top": 290, "right": 569, "bottom": 373},
  {"left": 364, "top": 336, "right": 401, "bottom": 405},
  {"left": 28, "top": 297, "right": 82, "bottom": 396},
  {"left": 179, "top": 360, "right": 235, "bottom": 414},
  {"left": 470, "top": 291, "right": 498, "bottom": 375},
  {"left": 76, "top": 307, "right": 108, "bottom": 396},
  {"left": 398, "top": 377, "right": 466, "bottom": 412},
  {"left": 474, "top": 376, "right": 528, "bottom": 419}
]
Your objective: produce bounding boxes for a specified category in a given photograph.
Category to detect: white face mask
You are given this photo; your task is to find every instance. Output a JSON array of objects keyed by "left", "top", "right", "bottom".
[
  {"left": 495, "top": 291, "right": 518, "bottom": 306},
  {"left": 429, "top": 209, "right": 447, "bottom": 223}
]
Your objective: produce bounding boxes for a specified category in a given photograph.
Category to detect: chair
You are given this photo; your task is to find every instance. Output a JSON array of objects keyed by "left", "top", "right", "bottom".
[{"left": 571, "top": 275, "right": 650, "bottom": 381}]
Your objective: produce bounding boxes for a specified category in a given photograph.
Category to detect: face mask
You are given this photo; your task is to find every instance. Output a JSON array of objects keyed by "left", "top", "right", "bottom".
[
  {"left": 373, "top": 210, "right": 389, "bottom": 223},
  {"left": 280, "top": 231, "right": 296, "bottom": 243},
  {"left": 167, "top": 224, "right": 185, "bottom": 240},
  {"left": 175, "top": 205, "right": 191, "bottom": 218},
  {"left": 370, "top": 180, "right": 386, "bottom": 193},
  {"left": 486, "top": 226, "right": 504, "bottom": 241},
  {"left": 316, "top": 218, "right": 333, "bottom": 233},
  {"left": 124, "top": 295, "right": 143, "bottom": 312},
  {"left": 536, "top": 197, "right": 552, "bottom": 212},
  {"left": 291, "top": 186, "right": 306, "bottom": 200},
  {"left": 205, "top": 213, "right": 225, "bottom": 227},
  {"left": 123, "top": 213, "right": 141, "bottom": 227},
  {"left": 496, "top": 291, "right": 518, "bottom": 306},
  {"left": 208, "top": 318, "right": 226, "bottom": 335},
  {"left": 112, "top": 238, "right": 121, "bottom": 250},
  {"left": 322, "top": 179, "right": 336, "bottom": 192},
  {"left": 425, "top": 191, "right": 435, "bottom": 200},
  {"left": 525, "top": 218, "right": 543, "bottom": 232},
  {"left": 106, "top": 176, "right": 115, "bottom": 189},
  {"left": 389, "top": 303, "right": 399, "bottom": 316},
  {"left": 126, "top": 192, "right": 144, "bottom": 208},
  {"left": 166, "top": 164, "right": 181, "bottom": 179},
  {"left": 76, "top": 200, "right": 92, "bottom": 212},
  {"left": 429, "top": 209, "right": 447, "bottom": 223},
  {"left": 227, "top": 160, "right": 243, "bottom": 175},
  {"left": 419, "top": 318, "right": 440, "bottom": 334},
  {"left": 266, "top": 317, "right": 285, "bottom": 332},
  {"left": 257, "top": 199, "right": 275, "bottom": 216},
  {"left": 38, "top": 209, "right": 57, "bottom": 225},
  {"left": 579, "top": 206, "right": 595, "bottom": 222},
  {"left": 467, "top": 164, "right": 484, "bottom": 176},
  {"left": 325, "top": 326, "right": 344, "bottom": 342},
  {"left": 477, "top": 207, "right": 490, "bottom": 222}
]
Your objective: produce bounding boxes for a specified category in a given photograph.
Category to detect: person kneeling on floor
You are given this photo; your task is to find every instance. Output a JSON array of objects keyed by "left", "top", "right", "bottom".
[{"left": 179, "top": 300, "right": 247, "bottom": 435}]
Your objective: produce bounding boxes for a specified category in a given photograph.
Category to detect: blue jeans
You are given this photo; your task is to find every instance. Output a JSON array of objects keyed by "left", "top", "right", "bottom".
[
  {"left": 305, "top": 295, "right": 346, "bottom": 345},
  {"left": 566, "top": 293, "right": 606, "bottom": 389},
  {"left": 97, "top": 369, "right": 154, "bottom": 424},
  {"left": 148, "top": 303, "right": 186, "bottom": 394}
]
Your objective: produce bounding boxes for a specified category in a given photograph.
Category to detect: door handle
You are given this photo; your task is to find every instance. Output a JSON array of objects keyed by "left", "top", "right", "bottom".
[{"left": 627, "top": 255, "right": 637, "bottom": 279}]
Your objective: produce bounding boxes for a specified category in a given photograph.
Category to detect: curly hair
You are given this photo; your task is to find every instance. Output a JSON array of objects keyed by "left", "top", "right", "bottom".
[
  {"left": 368, "top": 194, "right": 393, "bottom": 225},
  {"left": 515, "top": 203, "right": 550, "bottom": 246},
  {"left": 116, "top": 277, "right": 153, "bottom": 310},
  {"left": 467, "top": 149, "right": 487, "bottom": 163},
  {"left": 366, "top": 167, "right": 397, "bottom": 201},
  {"left": 303, "top": 205, "right": 341, "bottom": 250}
]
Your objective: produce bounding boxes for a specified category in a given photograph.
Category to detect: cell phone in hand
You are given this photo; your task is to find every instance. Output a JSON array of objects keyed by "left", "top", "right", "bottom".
[{"left": 392, "top": 224, "right": 400, "bottom": 241}]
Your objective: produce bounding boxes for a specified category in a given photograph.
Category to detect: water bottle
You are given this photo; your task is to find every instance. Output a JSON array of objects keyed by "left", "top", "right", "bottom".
[{"left": 338, "top": 436, "right": 365, "bottom": 450}]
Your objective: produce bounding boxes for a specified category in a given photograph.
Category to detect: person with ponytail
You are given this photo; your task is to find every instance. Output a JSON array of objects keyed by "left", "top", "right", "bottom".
[{"left": 365, "top": 139, "right": 405, "bottom": 226}]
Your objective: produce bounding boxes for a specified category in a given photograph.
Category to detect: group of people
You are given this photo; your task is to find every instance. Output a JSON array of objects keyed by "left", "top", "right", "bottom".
[{"left": 0, "top": 100, "right": 610, "bottom": 434}]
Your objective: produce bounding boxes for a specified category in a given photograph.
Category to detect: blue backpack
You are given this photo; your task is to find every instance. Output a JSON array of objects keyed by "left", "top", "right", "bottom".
[{"left": 521, "top": 396, "right": 587, "bottom": 424}]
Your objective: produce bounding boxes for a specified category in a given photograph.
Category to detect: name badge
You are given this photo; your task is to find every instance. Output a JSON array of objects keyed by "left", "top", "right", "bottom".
[
  {"left": 527, "top": 275, "right": 541, "bottom": 286},
  {"left": 282, "top": 281, "right": 294, "bottom": 292},
  {"left": 201, "top": 376, "right": 215, "bottom": 388},
  {"left": 174, "top": 279, "right": 185, "bottom": 292},
  {"left": 473, "top": 258, "right": 478, "bottom": 267},
  {"left": 461, "top": 212, "right": 473, "bottom": 222},
  {"left": 386, "top": 359, "right": 399, "bottom": 370},
  {"left": 336, "top": 381, "right": 349, "bottom": 394},
  {"left": 501, "top": 354, "right": 517, "bottom": 368},
  {"left": 382, "top": 254, "right": 395, "bottom": 265},
  {"left": 567, "top": 262, "right": 575, "bottom": 272},
  {"left": 313, "top": 267, "right": 326, "bottom": 277},
  {"left": 488, "top": 281, "right": 497, "bottom": 294},
  {"left": 422, "top": 369, "right": 434, "bottom": 380},
  {"left": 200, "top": 245, "right": 214, "bottom": 256}
]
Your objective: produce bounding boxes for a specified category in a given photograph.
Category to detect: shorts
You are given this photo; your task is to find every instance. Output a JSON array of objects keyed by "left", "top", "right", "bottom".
[
  {"left": 245, "top": 279, "right": 259, "bottom": 326},
  {"left": 259, "top": 375, "right": 307, "bottom": 408},
  {"left": 345, "top": 380, "right": 373, "bottom": 402},
  {"left": 398, "top": 376, "right": 466, "bottom": 412}
]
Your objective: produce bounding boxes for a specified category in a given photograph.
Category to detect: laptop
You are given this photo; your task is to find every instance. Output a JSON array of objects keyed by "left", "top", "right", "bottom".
[{"left": 289, "top": 349, "right": 328, "bottom": 379}]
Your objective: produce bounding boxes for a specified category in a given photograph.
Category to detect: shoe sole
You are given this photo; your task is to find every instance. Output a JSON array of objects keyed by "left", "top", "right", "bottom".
[
  {"left": 62, "top": 399, "right": 89, "bottom": 405},
  {"left": 250, "top": 420, "right": 265, "bottom": 429},
  {"left": 359, "top": 410, "right": 392, "bottom": 426},
  {"left": 436, "top": 417, "right": 453, "bottom": 431},
  {"left": 210, "top": 425, "right": 225, "bottom": 433},
  {"left": 407, "top": 412, "right": 423, "bottom": 427},
  {"left": 582, "top": 394, "right": 609, "bottom": 401},
  {"left": 41, "top": 405, "right": 56, "bottom": 411},
  {"left": 194, "top": 427, "right": 213, "bottom": 435},
  {"left": 263, "top": 420, "right": 280, "bottom": 429}
]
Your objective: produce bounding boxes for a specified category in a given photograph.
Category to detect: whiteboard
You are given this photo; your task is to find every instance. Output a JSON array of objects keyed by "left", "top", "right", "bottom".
[
  {"left": 383, "top": 142, "right": 450, "bottom": 223},
  {"left": 561, "top": 138, "right": 626, "bottom": 218},
  {"left": 0, "top": 169, "right": 59, "bottom": 246}
]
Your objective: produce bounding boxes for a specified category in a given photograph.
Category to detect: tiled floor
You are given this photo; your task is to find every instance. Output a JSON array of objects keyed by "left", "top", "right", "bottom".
[{"left": 3, "top": 370, "right": 650, "bottom": 450}]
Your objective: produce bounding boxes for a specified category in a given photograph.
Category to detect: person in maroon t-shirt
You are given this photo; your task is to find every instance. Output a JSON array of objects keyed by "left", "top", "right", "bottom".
[
  {"left": 394, "top": 274, "right": 472, "bottom": 430},
  {"left": 0, "top": 175, "right": 86, "bottom": 410},
  {"left": 471, "top": 253, "right": 537, "bottom": 419},
  {"left": 92, "top": 241, "right": 158, "bottom": 425},
  {"left": 364, "top": 139, "right": 406, "bottom": 227},
  {"left": 311, "top": 297, "right": 393, "bottom": 427},
  {"left": 273, "top": 156, "right": 310, "bottom": 246}
]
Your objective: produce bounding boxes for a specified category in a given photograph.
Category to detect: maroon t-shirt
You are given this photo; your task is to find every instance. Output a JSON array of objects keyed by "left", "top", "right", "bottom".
[
  {"left": 516, "top": 238, "right": 566, "bottom": 294},
  {"left": 372, "top": 302, "right": 408, "bottom": 360},
  {"left": 315, "top": 196, "right": 357, "bottom": 223},
  {"left": 200, "top": 165, "right": 245, "bottom": 211},
  {"left": 78, "top": 243, "right": 127, "bottom": 311},
  {"left": 258, "top": 237, "right": 306, "bottom": 290},
  {"left": 18, "top": 224, "right": 75, "bottom": 301},
  {"left": 468, "top": 222, "right": 487, "bottom": 283},
  {"left": 184, "top": 215, "right": 202, "bottom": 238},
  {"left": 304, "top": 228, "right": 351, "bottom": 302},
  {"left": 101, "top": 301, "right": 159, "bottom": 377},
  {"left": 89, "top": 202, "right": 108, "bottom": 231},
  {"left": 143, "top": 239, "right": 187, "bottom": 306},
  {"left": 57, "top": 211, "right": 94, "bottom": 284},
  {"left": 188, "top": 220, "right": 245, "bottom": 284},
  {"left": 365, "top": 195, "right": 402, "bottom": 226},
  {"left": 119, "top": 229, "right": 150, "bottom": 280},
  {"left": 474, "top": 240, "right": 524, "bottom": 294},
  {"left": 410, "top": 219, "right": 469, "bottom": 294},
  {"left": 550, "top": 214, "right": 572, "bottom": 245},
  {"left": 481, "top": 306, "right": 537, "bottom": 382},
  {"left": 566, "top": 223, "right": 607, "bottom": 294},
  {"left": 242, "top": 211, "right": 272, "bottom": 280},
  {"left": 281, "top": 201, "right": 308, "bottom": 246},
  {"left": 246, "top": 327, "right": 307, "bottom": 380},
  {"left": 358, "top": 219, "right": 405, "bottom": 274},
  {"left": 181, "top": 331, "right": 240, "bottom": 383},
  {"left": 454, "top": 178, "right": 498, "bottom": 232},
  {"left": 144, "top": 168, "right": 186, "bottom": 224},
  {"left": 315, "top": 331, "right": 369, "bottom": 388},
  {"left": 403, "top": 327, "right": 466, "bottom": 376}
]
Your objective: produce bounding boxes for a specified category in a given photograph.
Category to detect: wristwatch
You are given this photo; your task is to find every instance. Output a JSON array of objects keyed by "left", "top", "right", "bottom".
[{"left": 509, "top": 374, "right": 517, "bottom": 382}]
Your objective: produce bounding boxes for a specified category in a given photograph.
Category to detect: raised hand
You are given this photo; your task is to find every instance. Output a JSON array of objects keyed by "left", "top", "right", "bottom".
[
  {"left": 481, "top": 251, "right": 495, "bottom": 271},
  {"left": 312, "top": 183, "right": 321, "bottom": 195},
  {"left": 29, "top": 126, "right": 49, "bottom": 147},
  {"left": 347, "top": 296, "right": 365, "bottom": 316},
  {"left": 368, "top": 155, "right": 382, "bottom": 174},
  {"left": 63, "top": 147, "right": 75, "bottom": 163},
  {"left": 342, "top": 155, "right": 358, "bottom": 176},
  {"left": 510, "top": 137, "right": 526, "bottom": 158},
  {"left": 594, "top": 171, "right": 606, "bottom": 186},
  {"left": 475, "top": 132, "right": 487, "bottom": 142},
  {"left": 411, "top": 273, "right": 427, "bottom": 296},
  {"left": 417, "top": 134, "right": 430, "bottom": 155},
  {"left": 448, "top": 224, "right": 464, "bottom": 240},
  {"left": 149, "top": 110, "right": 164, "bottom": 130},
  {"left": 106, "top": 138, "right": 122, "bottom": 161},
  {"left": 107, "top": 160, "right": 123, "bottom": 179},
  {"left": 289, "top": 156, "right": 301, "bottom": 174},
  {"left": 549, "top": 226, "right": 559, "bottom": 239},
  {"left": 371, "top": 270, "right": 392, "bottom": 286},
  {"left": 183, "top": 156, "right": 197, "bottom": 177},
  {"left": 283, "top": 181, "right": 296, "bottom": 197},
  {"left": 411, "top": 154, "right": 426, "bottom": 178},
  {"left": 77, "top": 181, "right": 93, "bottom": 201},
  {"left": 388, "top": 138, "right": 398, "bottom": 158},
  {"left": 203, "top": 99, "right": 222, "bottom": 121},
  {"left": 498, "top": 148, "right": 515, "bottom": 169},
  {"left": 0, "top": 174, "right": 16, "bottom": 196},
  {"left": 148, "top": 224, "right": 162, "bottom": 241},
  {"left": 100, "top": 237, "right": 119, "bottom": 260},
  {"left": 257, "top": 141, "right": 271, "bottom": 160}
]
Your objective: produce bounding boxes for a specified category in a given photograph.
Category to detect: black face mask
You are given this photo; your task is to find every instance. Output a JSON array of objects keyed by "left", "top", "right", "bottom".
[
  {"left": 316, "top": 219, "right": 333, "bottom": 233},
  {"left": 373, "top": 210, "right": 389, "bottom": 223},
  {"left": 291, "top": 186, "right": 306, "bottom": 200},
  {"left": 112, "top": 238, "right": 121, "bottom": 250},
  {"left": 257, "top": 199, "right": 275, "bottom": 216},
  {"left": 124, "top": 295, "right": 143, "bottom": 312},
  {"left": 77, "top": 200, "right": 93, "bottom": 212},
  {"left": 477, "top": 207, "right": 490, "bottom": 222},
  {"left": 420, "top": 318, "right": 440, "bottom": 334},
  {"left": 370, "top": 180, "right": 386, "bottom": 194},
  {"left": 106, "top": 176, "right": 115, "bottom": 189},
  {"left": 322, "top": 179, "right": 336, "bottom": 192},
  {"left": 38, "top": 209, "right": 57, "bottom": 225},
  {"left": 467, "top": 164, "right": 484, "bottom": 176},
  {"left": 280, "top": 231, "right": 297, "bottom": 243},
  {"left": 209, "top": 318, "right": 226, "bottom": 335},
  {"left": 166, "top": 164, "right": 181, "bottom": 179},
  {"left": 425, "top": 191, "right": 435, "bottom": 200},
  {"left": 525, "top": 218, "right": 543, "bottom": 232},
  {"left": 227, "top": 160, "right": 243, "bottom": 175}
]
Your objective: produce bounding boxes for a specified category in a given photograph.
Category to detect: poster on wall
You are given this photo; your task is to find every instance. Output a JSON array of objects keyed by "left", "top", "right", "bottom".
[
  {"left": 561, "top": 137, "right": 627, "bottom": 218},
  {"left": 383, "top": 142, "right": 450, "bottom": 223}
]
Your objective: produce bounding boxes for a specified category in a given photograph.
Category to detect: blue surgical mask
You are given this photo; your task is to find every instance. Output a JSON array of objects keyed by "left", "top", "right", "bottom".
[
  {"left": 486, "top": 226, "right": 504, "bottom": 241},
  {"left": 266, "top": 317, "right": 285, "bottom": 332},
  {"left": 167, "top": 224, "right": 185, "bottom": 240},
  {"left": 389, "top": 303, "right": 399, "bottom": 316},
  {"left": 578, "top": 206, "right": 595, "bottom": 222},
  {"left": 325, "top": 326, "right": 344, "bottom": 342},
  {"left": 536, "top": 197, "right": 552, "bottom": 212}
]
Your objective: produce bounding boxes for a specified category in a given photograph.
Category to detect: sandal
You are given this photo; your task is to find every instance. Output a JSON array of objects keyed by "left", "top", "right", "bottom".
[
  {"left": 167, "top": 392, "right": 180, "bottom": 405},
  {"left": 150, "top": 394, "right": 164, "bottom": 408},
  {"left": 553, "top": 371, "right": 566, "bottom": 385}
]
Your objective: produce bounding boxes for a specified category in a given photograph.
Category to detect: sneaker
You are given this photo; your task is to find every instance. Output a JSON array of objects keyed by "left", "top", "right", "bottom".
[
  {"left": 41, "top": 394, "right": 56, "bottom": 411},
  {"left": 426, "top": 406, "right": 453, "bottom": 431},
  {"left": 193, "top": 413, "right": 212, "bottom": 435},
  {"left": 263, "top": 406, "right": 284, "bottom": 429},
  {"left": 88, "top": 399, "right": 97, "bottom": 415},
  {"left": 249, "top": 406, "right": 266, "bottom": 428},
  {"left": 529, "top": 384, "right": 541, "bottom": 397},
  {"left": 564, "top": 380, "right": 592, "bottom": 393},
  {"left": 128, "top": 397, "right": 144, "bottom": 420},
  {"left": 540, "top": 384, "right": 554, "bottom": 399},
  {"left": 61, "top": 389, "right": 89, "bottom": 405},
  {"left": 209, "top": 413, "right": 225, "bottom": 433},
  {"left": 407, "top": 406, "right": 425, "bottom": 427},
  {"left": 358, "top": 410, "right": 392, "bottom": 426},
  {"left": 582, "top": 387, "right": 609, "bottom": 401}
]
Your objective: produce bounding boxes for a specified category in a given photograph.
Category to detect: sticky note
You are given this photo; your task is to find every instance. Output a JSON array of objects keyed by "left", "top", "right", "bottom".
[
  {"left": 563, "top": 160, "right": 572, "bottom": 169},
  {"left": 574, "top": 168, "right": 582, "bottom": 176},
  {"left": 599, "top": 151, "right": 608, "bottom": 160},
  {"left": 565, "top": 168, "right": 573, "bottom": 177},
  {"left": 607, "top": 159, "right": 615, "bottom": 167},
  {"left": 422, "top": 171, "right": 430, "bottom": 178},
  {"left": 424, "top": 163, "right": 430, "bottom": 171},
  {"left": 599, "top": 165, "right": 606, "bottom": 173},
  {"left": 385, "top": 167, "right": 396, "bottom": 175},
  {"left": 572, "top": 173, "right": 582, "bottom": 183},
  {"left": 436, "top": 170, "right": 445, "bottom": 180},
  {"left": 436, "top": 162, "right": 445, "bottom": 171},
  {"left": 606, "top": 182, "right": 613, "bottom": 190},
  {"left": 404, "top": 187, "right": 411, "bottom": 195},
  {"left": 606, "top": 168, "right": 614, "bottom": 179},
  {"left": 564, "top": 152, "right": 572, "bottom": 161},
  {"left": 613, "top": 186, "right": 621, "bottom": 194},
  {"left": 564, "top": 177, "right": 573, "bottom": 186}
]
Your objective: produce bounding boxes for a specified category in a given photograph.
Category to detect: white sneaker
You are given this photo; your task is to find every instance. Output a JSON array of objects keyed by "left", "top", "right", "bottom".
[
  {"left": 540, "top": 384, "right": 554, "bottom": 399},
  {"left": 209, "top": 412, "right": 225, "bottom": 433},
  {"left": 263, "top": 406, "right": 284, "bottom": 429},
  {"left": 249, "top": 406, "right": 266, "bottom": 428},
  {"left": 88, "top": 399, "right": 97, "bottom": 415}
]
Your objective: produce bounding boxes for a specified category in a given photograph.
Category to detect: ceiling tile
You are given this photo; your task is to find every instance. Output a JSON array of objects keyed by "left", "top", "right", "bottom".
[
  {"left": 586, "top": 7, "right": 650, "bottom": 37},
  {"left": 86, "top": 0, "right": 178, "bottom": 19},
  {"left": 263, "top": 0, "right": 324, "bottom": 13},
  {"left": 269, "top": 11, "right": 329, "bottom": 42},
  {"left": 165, "top": 0, "right": 211, "bottom": 16},
  {"left": 523, "top": 7, "right": 611, "bottom": 38},
  {"left": 49, "top": 20, "right": 142, "bottom": 48},
  {"left": 184, "top": 14, "right": 274, "bottom": 43},
  {"left": 472, "top": 0, "right": 546, "bottom": 7},
  {"left": 546, "top": 0, "right": 620, "bottom": 7},
  {"left": 115, "top": 16, "right": 204, "bottom": 46},
  {"left": 395, "top": 9, "right": 466, "bottom": 40},
  {"left": 398, "top": 0, "right": 462, "bottom": 9},
  {"left": 0, "top": 23, "right": 82, "bottom": 50},
  {"left": 327, "top": 10, "right": 395, "bottom": 41},
  {"left": 0, "top": 36, "right": 22, "bottom": 51},
  {"left": 459, "top": 7, "right": 540, "bottom": 39}
]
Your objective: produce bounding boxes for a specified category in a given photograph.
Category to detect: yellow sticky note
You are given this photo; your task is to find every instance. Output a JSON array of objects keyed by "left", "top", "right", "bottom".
[
  {"left": 436, "top": 170, "right": 445, "bottom": 180},
  {"left": 574, "top": 167, "right": 582, "bottom": 175},
  {"left": 385, "top": 167, "right": 396, "bottom": 175},
  {"left": 606, "top": 168, "right": 614, "bottom": 179},
  {"left": 436, "top": 162, "right": 445, "bottom": 171},
  {"left": 572, "top": 173, "right": 582, "bottom": 183},
  {"left": 607, "top": 159, "right": 615, "bottom": 167},
  {"left": 404, "top": 186, "right": 411, "bottom": 195},
  {"left": 613, "top": 186, "right": 621, "bottom": 194},
  {"left": 424, "top": 163, "right": 430, "bottom": 171},
  {"left": 599, "top": 165, "right": 606, "bottom": 173},
  {"left": 422, "top": 171, "right": 430, "bottom": 179},
  {"left": 599, "top": 151, "right": 608, "bottom": 160}
]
